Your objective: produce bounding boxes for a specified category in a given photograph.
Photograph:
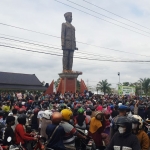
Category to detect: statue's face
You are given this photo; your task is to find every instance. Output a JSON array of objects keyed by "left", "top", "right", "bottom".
[{"left": 66, "top": 15, "right": 72, "bottom": 23}]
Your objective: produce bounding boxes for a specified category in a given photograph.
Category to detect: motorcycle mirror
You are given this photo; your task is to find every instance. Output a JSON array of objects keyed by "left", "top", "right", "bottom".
[
  {"left": 7, "top": 136, "right": 12, "bottom": 142},
  {"left": 85, "top": 130, "right": 88, "bottom": 134}
]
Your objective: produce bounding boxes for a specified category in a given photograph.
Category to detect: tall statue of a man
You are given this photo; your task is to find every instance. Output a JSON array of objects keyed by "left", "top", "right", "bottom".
[{"left": 61, "top": 12, "right": 78, "bottom": 72}]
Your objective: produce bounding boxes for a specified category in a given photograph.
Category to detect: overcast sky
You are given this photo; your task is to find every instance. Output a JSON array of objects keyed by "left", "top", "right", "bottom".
[{"left": 0, "top": 0, "right": 150, "bottom": 89}]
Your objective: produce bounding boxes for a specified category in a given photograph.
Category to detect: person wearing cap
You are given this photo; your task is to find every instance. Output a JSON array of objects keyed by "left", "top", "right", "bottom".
[
  {"left": 110, "top": 105, "right": 127, "bottom": 139},
  {"left": 61, "top": 12, "right": 78, "bottom": 72}
]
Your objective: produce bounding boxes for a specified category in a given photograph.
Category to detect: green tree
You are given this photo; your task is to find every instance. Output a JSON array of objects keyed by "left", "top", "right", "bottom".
[
  {"left": 54, "top": 78, "right": 60, "bottom": 89},
  {"left": 97, "top": 79, "right": 111, "bottom": 95},
  {"left": 139, "top": 78, "right": 150, "bottom": 96},
  {"left": 123, "top": 82, "right": 130, "bottom": 86},
  {"left": 130, "top": 82, "right": 141, "bottom": 95}
]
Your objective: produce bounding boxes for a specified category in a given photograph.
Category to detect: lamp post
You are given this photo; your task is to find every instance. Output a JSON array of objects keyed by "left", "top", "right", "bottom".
[
  {"left": 118, "top": 72, "right": 120, "bottom": 85},
  {"left": 118, "top": 72, "right": 120, "bottom": 95}
]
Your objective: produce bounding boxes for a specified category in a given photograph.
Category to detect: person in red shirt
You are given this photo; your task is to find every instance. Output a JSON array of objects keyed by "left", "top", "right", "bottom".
[{"left": 15, "top": 114, "right": 37, "bottom": 149}]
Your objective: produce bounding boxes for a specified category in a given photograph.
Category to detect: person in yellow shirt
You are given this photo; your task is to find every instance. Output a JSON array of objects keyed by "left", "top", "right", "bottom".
[{"left": 2, "top": 101, "right": 10, "bottom": 119}]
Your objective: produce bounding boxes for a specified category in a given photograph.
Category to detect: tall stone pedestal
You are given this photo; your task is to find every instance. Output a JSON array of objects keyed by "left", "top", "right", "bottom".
[{"left": 57, "top": 72, "right": 82, "bottom": 93}]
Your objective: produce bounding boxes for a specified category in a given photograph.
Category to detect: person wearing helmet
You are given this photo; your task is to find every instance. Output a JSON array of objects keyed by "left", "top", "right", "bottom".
[
  {"left": 74, "top": 107, "right": 88, "bottom": 129},
  {"left": 60, "top": 109, "right": 86, "bottom": 148},
  {"left": 110, "top": 105, "right": 127, "bottom": 139},
  {"left": 3, "top": 116, "right": 15, "bottom": 146},
  {"left": 40, "top": 110, "right": 52, "bottom": 139},
  {"left": 2, "top": 101, "right": 10, "bottom": 119},
  {"left": 18, "top": 108, "right": 25, "bottom": 114},
  {"left": 31, "top": 108, "right": 39, "bottom": 131},
  {"left": 46, "top": 112, "right": 66, "bottom": 150},
  {"left": 111, "top": 105, "right": 119, "bottom": 118},
  {"left": 15, "top": 114, "right": 37, "bottom": 149},
  {"left": 58, "top": 103, "right": 67, "bottom": 112},
  {"left": 21, "top": 101, "right": 27, "bottom": 111},
  {"left": 132, "top": 115, "right": 149, "bottom": 150},
  {"left": 37, "top": 104, "right": 47, "bottom": 133},
  {"left": 26, "top": 100, "right": 33, "bottom": 110},
  {"left": 86, "top": 108, "right": 92, "bottom": 124},
  {"left": 106, "top": 116, "right": 141, "bottom": 150}
]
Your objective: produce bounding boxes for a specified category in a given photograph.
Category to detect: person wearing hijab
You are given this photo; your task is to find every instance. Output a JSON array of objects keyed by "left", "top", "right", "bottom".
[{"left": 88, "top": 111, "right": 106, "bottom": 150}]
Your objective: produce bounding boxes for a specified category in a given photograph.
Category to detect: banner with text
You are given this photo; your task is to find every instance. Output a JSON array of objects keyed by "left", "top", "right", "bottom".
[{"left": 118, "top": 85, "right": 135, "bottom": 95}]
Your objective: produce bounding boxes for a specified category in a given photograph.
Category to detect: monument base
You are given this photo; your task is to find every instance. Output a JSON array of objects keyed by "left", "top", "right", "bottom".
[{"left": 57, "top": 72, "right": 82, "bottom": 93}]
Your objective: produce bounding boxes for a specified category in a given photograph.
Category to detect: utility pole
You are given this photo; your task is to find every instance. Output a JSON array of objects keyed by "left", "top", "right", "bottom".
[
  {"left": 118, "top": 72, "right": 120, "bottom": 85},
  {"left": 118, "top": 72, "right": 120, "bottom": 95}
]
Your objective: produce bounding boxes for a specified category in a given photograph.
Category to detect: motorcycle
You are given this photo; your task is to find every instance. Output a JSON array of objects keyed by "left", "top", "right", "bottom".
[
  {"left": 145, "top": 124, "right": 150, "bottom": 138},
  {"left": 75, "top": 128, "right": 96, "bottom": 150},
  {"left": 8, "top": 137, "right": 24, "bottom": 150}
]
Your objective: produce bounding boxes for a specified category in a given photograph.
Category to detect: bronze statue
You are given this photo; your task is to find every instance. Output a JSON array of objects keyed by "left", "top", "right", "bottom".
[{"left": 61, "top": 12, "right": 78, "bottom": 72}]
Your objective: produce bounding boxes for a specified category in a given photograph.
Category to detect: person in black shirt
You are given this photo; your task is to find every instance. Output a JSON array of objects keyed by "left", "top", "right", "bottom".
[
  {"left": 3, "top": 116, "right": 15, "bottom": 145},
  {"left": 111, "top": 105, "right": 119, "bottom": 118}
]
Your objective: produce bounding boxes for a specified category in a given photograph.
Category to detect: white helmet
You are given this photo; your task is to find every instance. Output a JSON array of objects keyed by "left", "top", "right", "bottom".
[
  {"left": 8, "top": 113, "right": 13, "bottom": 116},
  {"left": 118, "top": 103, "right": 122, "bottom": 106},
  {"left": 132, "top": 115, "right": 143, "bottom": 129},
  {"left": 22, "top": 102, "right": 25, "bottom": 105},
  {"left": 43, "top": 110, "right": 53, "bottom": 120}
]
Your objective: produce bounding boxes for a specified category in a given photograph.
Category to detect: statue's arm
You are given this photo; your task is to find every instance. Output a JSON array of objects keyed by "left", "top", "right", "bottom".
[{"left": 61, "top": 23, "right": 66, "bottom": 50}]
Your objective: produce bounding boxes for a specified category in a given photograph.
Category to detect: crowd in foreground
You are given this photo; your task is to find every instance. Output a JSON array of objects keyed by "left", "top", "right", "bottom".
[{"left": 0, "top": 91, "right": 150, "bottom": 150}]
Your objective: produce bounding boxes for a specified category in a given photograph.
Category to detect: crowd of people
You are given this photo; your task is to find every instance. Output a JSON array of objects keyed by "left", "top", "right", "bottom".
[{"left": 0, "top": 91, "right": 150, "bottom": 150}]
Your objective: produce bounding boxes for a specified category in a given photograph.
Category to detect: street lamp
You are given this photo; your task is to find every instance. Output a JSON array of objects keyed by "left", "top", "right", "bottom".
[{"left": 118, "top": 72, "right": 120, "bottom": 85}]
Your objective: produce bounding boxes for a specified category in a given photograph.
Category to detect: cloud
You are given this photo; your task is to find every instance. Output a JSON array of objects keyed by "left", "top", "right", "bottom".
[{"left": 0, "top": 0, "right": 149, "bottom": 89}]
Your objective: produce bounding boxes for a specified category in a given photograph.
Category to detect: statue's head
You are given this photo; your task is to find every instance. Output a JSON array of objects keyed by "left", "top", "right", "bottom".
[{"left": 64, "top": 12, "right": 72, "bottom": 23}]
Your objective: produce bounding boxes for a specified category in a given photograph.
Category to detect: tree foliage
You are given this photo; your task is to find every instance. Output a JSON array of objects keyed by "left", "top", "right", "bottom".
[
  {"left": 123, "top": 82, "right": 130, "bottom": 86},
  {"left": 54, "top": 78, "right": 60, "bottom": 89},
  {"left": 97, "top": 79, "right": 111, "bottom": 95},
  {"left": 139, "top": 78, "right": 150, "bottom": 96}
]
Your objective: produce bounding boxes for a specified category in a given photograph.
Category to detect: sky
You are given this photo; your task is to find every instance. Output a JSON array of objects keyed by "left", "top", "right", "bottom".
[{"left": 0, "top": 0, "right": 150, "bottom": 90}]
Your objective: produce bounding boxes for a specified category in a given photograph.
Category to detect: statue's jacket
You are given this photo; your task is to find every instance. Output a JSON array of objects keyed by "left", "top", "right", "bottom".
[{"left": 61, "top": 22, "right": 76, "bottom": 50}]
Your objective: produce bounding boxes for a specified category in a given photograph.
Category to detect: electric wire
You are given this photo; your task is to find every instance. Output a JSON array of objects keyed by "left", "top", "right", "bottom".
[
  {"left": 54, "top": 0, "right": 150, "bottom": 38},
  {"left": 66, "top": 0, "right": 150, "bottom": 35},
  {"left": 82, "top": 0, "right": 150, "bottom": 31},
  {"left": 0, "top": 33, "right": 149, "bottom": 58},
  {"left": 0, "top": 36, "right": 131, "bottom": 61},
  {"left": 1, "top": 43, "right": 150, "bottom": 62},
  {"left": 0, "top": 41, "right": 126, "bottom": 61},
  {"left": 0, "top": 39, "right": 142, "bottom": 61}
]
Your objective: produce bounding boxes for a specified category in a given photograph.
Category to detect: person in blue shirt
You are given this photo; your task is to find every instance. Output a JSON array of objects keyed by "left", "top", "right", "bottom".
[
  {"left": 46, "top": 112, "right": 66, "bottom": 150},
  {"left": 110, "top": 105, "right": 127, "bottom": 139}
]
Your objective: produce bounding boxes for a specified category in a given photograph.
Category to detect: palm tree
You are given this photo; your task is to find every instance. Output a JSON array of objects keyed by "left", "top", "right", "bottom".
[
  {"left": 97, "top": 79, "right": 111, "bottom": 95},
  {"left": 139, "top": 78, "right": 150, "bottom": 96},
  {"left": 130, "top": 82, "right": 141, "bottom": 95}
]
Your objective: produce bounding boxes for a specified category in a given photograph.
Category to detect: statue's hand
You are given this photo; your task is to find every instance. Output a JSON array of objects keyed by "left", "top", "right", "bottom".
[
  {"left": 75, "top": 47, "right": 78, "bottom": 50},
  {"left": 62, "top": 46, "right": 65, "bottom": 50}
]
